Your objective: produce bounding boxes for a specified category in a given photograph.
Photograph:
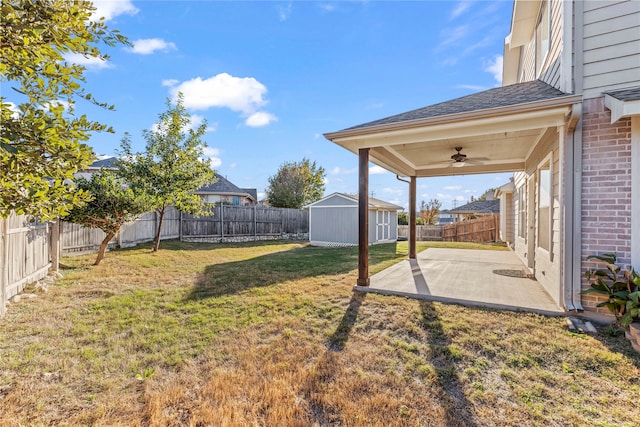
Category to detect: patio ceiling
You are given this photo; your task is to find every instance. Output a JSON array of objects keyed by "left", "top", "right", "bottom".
[{"left": 324, "top": 81, "right": 582, "bottom": 178}]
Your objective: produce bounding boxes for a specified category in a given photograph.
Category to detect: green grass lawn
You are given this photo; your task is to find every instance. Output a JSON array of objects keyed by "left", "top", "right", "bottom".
[{"left": 0, "top": 240, "right": 638, "bottom": 426}]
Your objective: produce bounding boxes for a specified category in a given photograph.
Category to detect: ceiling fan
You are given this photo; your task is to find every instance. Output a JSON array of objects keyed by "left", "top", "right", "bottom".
[{"left": 449, "top": 147, "right": 487, "bottom": 168}]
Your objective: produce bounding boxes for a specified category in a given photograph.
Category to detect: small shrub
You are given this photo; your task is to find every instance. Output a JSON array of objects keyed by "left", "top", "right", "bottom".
[{"left": 582, "top": 253, "right": 640, "bottom": 326}]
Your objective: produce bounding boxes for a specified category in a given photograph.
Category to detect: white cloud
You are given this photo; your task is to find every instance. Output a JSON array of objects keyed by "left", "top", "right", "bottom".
[
  {"left": 382, "top": 187, "right": 403, "bottom": 196},
  {"left": 202, "top": 147, "right": 222, "bottom": 167},
  {"left": 129, "top": 38, "right": 177, "bottom": 55},
  {"left": 245, "top": 111, "right": 277, "bottom": 127},
  {"left": 63, "top": 53, "right": 113, "bottom": 70},
  {"left": 369, "top": 165, "right": 387, "bottom": 175},
  {"left": 322, "top": 177, "right": 329, "bottom": 185},
  {"left": 168, "top": 73, "right": 277, "bottom": 127},
  {"left": 319, "top": 4, "right": 336, "bottom": 13},
  {"left": 314, "top": 133, "right": 322, "bottom": 139},
  {"left": 455, "top": 84, "right": 487, "bottom": 91},
  {"left": 450, "top": 1, "right": 472, "bottom": 20},
  {"left": 435, "top": 25, "right": 469, "bottom": 52},
  {"left": 443, "top": 185, "right": 462, "bottom": 191},
  {"left": 258, "top": 192, "right": 266, "bottom": 200},
  {"left": 4, "top": 102, "right": 19, "bottom": 119},
  {"left": 91, "top": 1, "right": 139, "bottom": 21},
  {"left": 279, "top": 2, "right": 293, "bottom": 21},
  {"left": 484, "top": 55, "right": 503, "bottom": 85},
  {"left": 229, "top": 162, "right": 237, "bottom": 169},
  {"left": 330, "top": 166, "right": 356, "bottom": 175},
  {"left": 162, "top": 79, "right": 179, "bottom": 87}
]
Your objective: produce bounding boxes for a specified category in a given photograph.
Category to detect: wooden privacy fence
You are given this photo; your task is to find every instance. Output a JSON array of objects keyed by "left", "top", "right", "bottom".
[
  {"left": 397, "top": 225, "right": 444, "bottom": 241},
  {"left": 62, "top": 208, "right": 181, "bottom": 255},
  {"left": 62, "top": 205, "right": 308, "bottom": 254},
  {"left": 443, "top": 215, "right": 500, "bottom": 243},
  {"left": 181, "top": 205, "right": 308, "bottom": 238},
  {"left": 0, "top": 213, "right": 56, "bottom": 317}
]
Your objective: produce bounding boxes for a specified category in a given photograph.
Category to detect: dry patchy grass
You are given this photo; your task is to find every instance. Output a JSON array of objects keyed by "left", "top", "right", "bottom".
[{"left": 0, "top": 240, "right": 638, "bottom": 426}]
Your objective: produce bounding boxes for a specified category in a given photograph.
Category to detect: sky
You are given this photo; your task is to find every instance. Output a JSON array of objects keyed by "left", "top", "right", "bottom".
[{"left": 18, "top": 0, "right": 517, "bottom": 210}]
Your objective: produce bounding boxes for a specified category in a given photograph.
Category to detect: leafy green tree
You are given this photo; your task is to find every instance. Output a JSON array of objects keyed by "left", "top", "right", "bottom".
[
  {"left": 397, "top": 212, "right": 409, "bottom": 225},
  {"left": 419, "top": 199, "right": 442, "bottom": 225},
  {"left": 0, "top": 0, "right": 128, "bottom": 220},
  {"left": 66, "top": 171, "right": 149, "bottom": 265},
  {"left": 117, "top": 95, "right": 215, "bottom": 252},
  {"left": 266, "top": 158, "right": 325, "bottom": 209}
]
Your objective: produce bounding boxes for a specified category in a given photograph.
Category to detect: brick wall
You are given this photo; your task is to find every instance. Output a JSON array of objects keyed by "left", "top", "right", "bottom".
[{"left": 581, "top": 97, "right": 632, "bottom": 311}]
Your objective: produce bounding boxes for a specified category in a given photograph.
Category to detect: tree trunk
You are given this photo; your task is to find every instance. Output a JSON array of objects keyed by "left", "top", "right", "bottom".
[
  {"left": 95, "top": 230, "right": 116, "bottom": 265},
  {"left": 153, "top": 207, "right": 166, "bottom": 252}
]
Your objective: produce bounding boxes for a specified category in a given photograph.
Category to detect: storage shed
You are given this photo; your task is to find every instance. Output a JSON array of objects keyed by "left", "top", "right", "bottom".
[{"left": 306, "top": 193, "right": 402, "bottom": 247}]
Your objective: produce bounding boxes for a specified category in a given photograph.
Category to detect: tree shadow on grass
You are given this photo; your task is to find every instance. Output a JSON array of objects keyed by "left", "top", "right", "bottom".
[
  {"left": 300, "top": 292, "right": 367, "bottom": 425},
  {"left": 420, "top": 300, "right": 479, "bottom": 427},
  {"left": 185, "top": 243, "right": 402, "bottom": 300}
]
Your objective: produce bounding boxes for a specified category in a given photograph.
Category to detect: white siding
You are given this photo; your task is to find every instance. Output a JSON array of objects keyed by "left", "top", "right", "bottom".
[
  {"left": 539, "top": 0, "right": 564, "bottom": 89},
  {"left": 582, "top": 0, "right": 640, "bottom": 98}
]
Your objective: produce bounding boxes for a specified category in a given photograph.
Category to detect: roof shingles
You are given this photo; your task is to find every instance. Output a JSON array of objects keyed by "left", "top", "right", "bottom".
[{"left": 345, "top": 80, "right": 571, "bottom": 131}]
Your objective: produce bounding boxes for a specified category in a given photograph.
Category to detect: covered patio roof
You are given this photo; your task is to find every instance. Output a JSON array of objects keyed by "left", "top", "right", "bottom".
[
  {"left": 323, "top": 79, "right": 582, "bottom": 288},
  {"left": 324, "top": 80, "right": 582, "bottom": 177}
]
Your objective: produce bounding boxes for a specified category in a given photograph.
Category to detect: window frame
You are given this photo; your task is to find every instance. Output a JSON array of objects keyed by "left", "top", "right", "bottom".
[{"left": 536, "top": 154, "right": 553, "bottom": 255}]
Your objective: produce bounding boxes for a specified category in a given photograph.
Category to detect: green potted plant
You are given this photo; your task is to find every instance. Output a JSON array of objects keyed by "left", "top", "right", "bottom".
[{"left": 582, "top": 253, "right": 639, "bottom": 328}]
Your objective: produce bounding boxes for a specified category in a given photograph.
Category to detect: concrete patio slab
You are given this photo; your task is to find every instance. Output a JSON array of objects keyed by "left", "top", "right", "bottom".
[{"left": 357, "top": 248, "right": 564, "bottom": 315}]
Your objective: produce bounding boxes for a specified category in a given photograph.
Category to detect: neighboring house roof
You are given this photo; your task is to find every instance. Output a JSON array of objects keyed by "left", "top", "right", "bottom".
[
  {"left": 306, "top": 192, "right": 403, "bottom": 210},
  {"left": 242, "top": 188, "right": 258, "bottom": 201},
  {"left": 88, "top": 157, "right": 118, "bottom": 170},
  {"left": 195, "top": 173, "right": 257, "bottom": 202},
  {"left": 343, "top": 80, "right": 570, "bottom": 132},
  {"left": 448, "top": 200, "right": 500, "bottom": 215}
]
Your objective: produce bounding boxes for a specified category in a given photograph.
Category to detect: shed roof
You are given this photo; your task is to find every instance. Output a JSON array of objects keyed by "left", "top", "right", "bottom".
[{"left": 306, "top": 192, "right": 403, "bottom": 210}]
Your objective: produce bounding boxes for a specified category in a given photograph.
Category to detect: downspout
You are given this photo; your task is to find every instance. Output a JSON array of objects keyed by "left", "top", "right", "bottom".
[
  {"left": 563, "top": 104, "right": 582, "bottom": 311},
  {"left": 571, "top": 0, "right": 585, "bottom": 312}
]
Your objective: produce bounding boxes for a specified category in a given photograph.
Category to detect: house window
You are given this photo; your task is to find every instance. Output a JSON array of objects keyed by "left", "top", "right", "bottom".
[
  {"left": 232, "top": 196, "right": 240, "bottom": 205},
  {"left": 535, "top": 0, "right": 550, "bottom": 76},
  {"left": 537, "top": 162, "right": 551, "bottom": 252},
  {"left": 518, "top": 188, "right": 526, "bottom": 239}
]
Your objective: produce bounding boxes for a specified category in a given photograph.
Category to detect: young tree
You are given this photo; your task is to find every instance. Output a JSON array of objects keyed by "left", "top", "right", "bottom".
[
  {"left": 66, "top": 171, "right": 149, "bottom": 265},
  {"left": 266, "top": 158, "right": 325, "bottom": 209},
  {"left": 419, "top": 199, "right": 442, "bottom": 225},
  {"left": 118, "top": 95, "right": 215, "bottom": 252},
  {"left": 0, "top": 0, "right": 129, "bottom": 220}
]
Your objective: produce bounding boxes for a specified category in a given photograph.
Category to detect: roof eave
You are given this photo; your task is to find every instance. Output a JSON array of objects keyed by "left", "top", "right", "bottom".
[{"left": 324, "top": 94, "right": 582, "bottom": 141}]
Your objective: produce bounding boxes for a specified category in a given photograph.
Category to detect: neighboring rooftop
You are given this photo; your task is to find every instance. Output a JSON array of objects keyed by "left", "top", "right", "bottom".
[
  {"left": 448, "top": 200, "right": 500, "bottom": 215},
  {"left": 196, "top": 173, "right": 257, "bottom": 202},
  {"left": 88, "top": 157, "right": 118, "bottom": 169}
]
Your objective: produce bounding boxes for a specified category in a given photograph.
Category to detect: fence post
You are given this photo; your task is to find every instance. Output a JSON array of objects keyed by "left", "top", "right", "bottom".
[
  {"left": 220, "top": 204, "right": 224, "bottom": 239},
  {"left": 254, "top": 205, "right": 257, "bottom": 238},
  {"left": 179, "top": 210, "right": 183, "bottom": 241},
  {"left": 50, "top": 220, "right": 60, "bottom": 274},
  {"left": 0, "top": 217, "right": 6, "bottom": 317}
]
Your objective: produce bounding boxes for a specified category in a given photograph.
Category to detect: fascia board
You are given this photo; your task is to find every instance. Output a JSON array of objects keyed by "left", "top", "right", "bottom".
[
  {"left": 605, "top": 94, "right": 640, "bottom": 124},
  {"left": 333, "top": 106, "right": 573, "bottom": 151}
]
